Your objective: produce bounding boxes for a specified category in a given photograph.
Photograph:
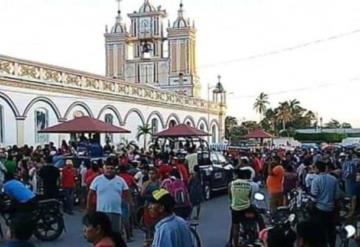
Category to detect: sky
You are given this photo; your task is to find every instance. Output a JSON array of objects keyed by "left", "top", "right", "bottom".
[{"left": 1, "top": 0, "right": 360, "bottom": 126}]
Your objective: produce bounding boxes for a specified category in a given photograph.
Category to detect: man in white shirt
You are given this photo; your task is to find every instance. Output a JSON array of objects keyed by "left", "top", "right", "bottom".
[{"left": 87, "top": 158, "right": 130, "bottom": 233}]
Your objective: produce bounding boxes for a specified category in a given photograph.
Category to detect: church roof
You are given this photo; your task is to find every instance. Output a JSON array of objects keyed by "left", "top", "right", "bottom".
[
  {"left": 213, "top": 76, "right": 225, "bottom": 93},
  {"left": 139, "top": 0, "right": 156, "bottom": 13},
  {"left": 111, "top": 11, "right": 127, "bottom": 34},
  {"left": 173, "top": 2, "right": 188, "bottom": 28}
]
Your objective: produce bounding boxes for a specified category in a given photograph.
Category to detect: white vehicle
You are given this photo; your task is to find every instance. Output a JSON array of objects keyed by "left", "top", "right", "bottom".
[
  {"left": 341, "top": 137, "right": 360, "bottom": 146},
  {"left": 273, "top": 137, "right": 301, "bottom": 148}
]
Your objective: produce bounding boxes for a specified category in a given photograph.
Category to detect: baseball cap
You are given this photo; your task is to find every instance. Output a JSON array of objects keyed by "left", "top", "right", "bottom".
[{"left": 149, "top": 189, "right": 176, "bottom": 210}]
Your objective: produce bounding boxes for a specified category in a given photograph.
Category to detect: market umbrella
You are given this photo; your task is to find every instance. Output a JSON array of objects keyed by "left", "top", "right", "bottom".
[
  {"left": 153, "top": 124, "right": 210, "bottom": 138},
  {"left": 38, "top": 116, "right": 131, "bottom": 134}
]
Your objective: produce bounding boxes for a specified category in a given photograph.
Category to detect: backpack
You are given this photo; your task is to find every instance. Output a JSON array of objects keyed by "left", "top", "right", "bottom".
[
  {"left": 169, "top": 179, "right": 191, "bottom": 206},
  {"left": 160, "top": 178, "right": 173, "bottom": 192}
]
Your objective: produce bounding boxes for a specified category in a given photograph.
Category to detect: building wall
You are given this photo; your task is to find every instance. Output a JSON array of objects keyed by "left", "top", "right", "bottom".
[{"left": 0, "top": 84, "right": 221, "bottom": 147}]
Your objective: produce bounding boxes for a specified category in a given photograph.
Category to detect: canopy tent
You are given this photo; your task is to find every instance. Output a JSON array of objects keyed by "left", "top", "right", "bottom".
[
  {"left": 243, "top": 129, "right": 273, "bottom": 139},
  {"left": 153, "top": 124, "right": 210, "bottom": 138},
  {"left": 38, "top": 116, "right": 131, "bottom": 133}
]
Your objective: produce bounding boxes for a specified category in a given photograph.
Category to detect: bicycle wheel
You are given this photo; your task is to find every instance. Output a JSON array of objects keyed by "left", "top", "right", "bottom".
[{"left": 190, "top": 227, "right": 201, "bottom": 247}]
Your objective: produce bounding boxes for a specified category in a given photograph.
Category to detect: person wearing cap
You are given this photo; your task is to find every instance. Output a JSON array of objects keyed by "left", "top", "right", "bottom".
[{"left": 149, "top": 188, "right": 193, "bottom": 247}]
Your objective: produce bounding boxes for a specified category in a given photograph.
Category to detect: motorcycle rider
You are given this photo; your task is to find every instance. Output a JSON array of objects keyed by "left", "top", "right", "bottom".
[
  {"left": 2, "top": 173, "right": 37, "bottom": 220},
  {"left": 228, "top": 168, "right": 254, "bottom": 247}
]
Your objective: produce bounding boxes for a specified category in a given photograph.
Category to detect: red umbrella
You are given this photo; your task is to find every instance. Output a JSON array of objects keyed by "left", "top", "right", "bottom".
[
  {"left": 38, "top": 116, "right": 131, "bottom": 134},
  {"left": 243, "top": 129, "right": 273, "bottom": 139},
  {"left": 153, "top": 124, "right": 210, "bottom": 138}
]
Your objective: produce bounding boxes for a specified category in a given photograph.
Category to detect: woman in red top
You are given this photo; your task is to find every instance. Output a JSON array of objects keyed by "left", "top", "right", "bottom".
[{"left": 83, "top": 212, "right": 127, "bottom": 247}]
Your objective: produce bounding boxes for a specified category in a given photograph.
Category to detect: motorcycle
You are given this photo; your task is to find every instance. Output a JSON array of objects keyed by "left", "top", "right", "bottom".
[
  {"left": 226, "top": 192, "right": 266, "bottom": 247},
  {"left": 0, "top": 195, "right": 65, "bottom": 241}
]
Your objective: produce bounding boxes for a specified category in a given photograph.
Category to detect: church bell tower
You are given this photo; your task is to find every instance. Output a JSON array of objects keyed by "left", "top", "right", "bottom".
[
  {"left": 104, "top": 0, "right": 129, "bottom": 79},
  {"left": 167, "top": 1, "right": 201, "bottom": 97}
]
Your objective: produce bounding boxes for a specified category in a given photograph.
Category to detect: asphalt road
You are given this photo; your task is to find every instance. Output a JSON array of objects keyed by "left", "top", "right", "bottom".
[
  {"left": 0, "top": 195, "right": 231, "bottom": 247},
  {"left": 1, "top": 194, "right": 358, "bottom": 247}
]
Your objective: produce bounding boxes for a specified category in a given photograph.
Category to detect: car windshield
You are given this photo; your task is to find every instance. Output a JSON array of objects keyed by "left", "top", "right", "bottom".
[
  {"left": 211, "top": 153, "right": 218, "bottom": 162},
  {"left": 217, "top": 153, "right": 227, "bottom": 163}
]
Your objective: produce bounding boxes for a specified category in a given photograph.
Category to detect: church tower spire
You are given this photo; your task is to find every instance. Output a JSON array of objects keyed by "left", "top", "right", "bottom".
[
  {"left": 104, "top": 0, "right": 129, "bottom": 79},
  {"left": 167, "top": 0, "right": 200, "bottom": 97}
]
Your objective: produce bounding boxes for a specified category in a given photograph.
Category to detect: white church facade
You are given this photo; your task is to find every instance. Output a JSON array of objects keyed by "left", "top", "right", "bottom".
[{"left": 0, "top": 0, "right": 227, "bottom": 148}]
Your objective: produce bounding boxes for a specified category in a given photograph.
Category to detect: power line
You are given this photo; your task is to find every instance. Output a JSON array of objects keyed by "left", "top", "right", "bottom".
[
  {"left": 227, "top": 76, "right": 360, "bottom": 99},
  {"left": 199, "top": 27, "right": 360, "bottom": 68},
  {"left": 107, "top": 27, "right": 360, "bottom": 80}
]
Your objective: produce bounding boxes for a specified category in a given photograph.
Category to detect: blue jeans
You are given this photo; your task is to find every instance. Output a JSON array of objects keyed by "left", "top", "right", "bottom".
[{"left": 63, "top": 188, "right": 74, "bottom": 213}]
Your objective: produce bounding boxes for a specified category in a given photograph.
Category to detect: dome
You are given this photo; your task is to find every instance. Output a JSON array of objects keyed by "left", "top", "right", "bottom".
[
  {"left": 173, "top": 2, "right": 188, "bottom": 28},
  {"left": 213, "top": 76, "right": 225, "bottom": 93},
  {"left": 139, "top": 0, "right": 156, "bottom": 13},
  {"left": 111, "top": 11, "right": 126, "bottom": 34}
]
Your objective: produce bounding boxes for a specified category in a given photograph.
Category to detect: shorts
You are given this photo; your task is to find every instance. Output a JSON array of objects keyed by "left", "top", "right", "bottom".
[{"left": 231, "top": 208, "right": 250, "bottom": 225}]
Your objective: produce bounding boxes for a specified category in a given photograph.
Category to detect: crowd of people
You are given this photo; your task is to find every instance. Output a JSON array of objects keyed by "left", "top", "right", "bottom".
[
  {"left": 0, "top": 140, "right": 203, "bottom": 247},
  {"left": 0, "top": 139, "right": 360, "bottom": 247},
  {"left": 228, "top": 146, "right": 360, "bottom": 247}
]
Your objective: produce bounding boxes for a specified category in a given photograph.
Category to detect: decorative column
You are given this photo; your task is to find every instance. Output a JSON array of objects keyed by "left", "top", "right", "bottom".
[{"left": 16, "top": 117, "right": 25, "bottom": 146}]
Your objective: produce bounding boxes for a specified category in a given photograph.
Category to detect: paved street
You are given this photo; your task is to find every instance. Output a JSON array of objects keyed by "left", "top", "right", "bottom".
[
  {"left": 0, "top": 195, "right": 231, "bottom": 247},
  {"left": 1, "top": 194, "right": 358, "bottom": 247}
]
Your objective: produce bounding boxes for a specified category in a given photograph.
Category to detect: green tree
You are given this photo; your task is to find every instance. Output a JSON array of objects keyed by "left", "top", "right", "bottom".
[
  {"left": 275, "top": 101, "right": 293, "bottom": 131},
  {"left": 253, "top": 92, "right": 269, "bottom": 119},
  {"left": 136, "top": 124, "right": 152, "bottom": 150},
  {"left": 341, "top": 122, "right": 352, "bottom": 129},
  {"left": 324, "top": 119, "right": 341, "bottom": 129},
  {"left": 225, "top": 116, "right": 238, "bottom": 140},
  {"left": 260, "top": 108, "right": 277, "bottom": 133},
  {"left": 241, "top": 121, "right": 261, "bottom": 131},
  {"left": 303, "top": 110, "right": 316, "bottom": 127}
]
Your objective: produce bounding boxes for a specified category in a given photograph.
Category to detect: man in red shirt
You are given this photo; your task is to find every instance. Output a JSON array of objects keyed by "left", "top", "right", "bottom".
[
  {"left": 158, "top": 161, "right": 173, "bottom": 181},
  {"left": 62, "top": 159, "right": 77, "bottom": 215}
]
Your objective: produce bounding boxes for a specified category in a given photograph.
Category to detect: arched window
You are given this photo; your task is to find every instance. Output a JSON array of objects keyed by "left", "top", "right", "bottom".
[
  {"left": 0, "top": 105, "right": 3, "bottom": 143},
  {"left": 212, "top": 125, "right": 217, "bottom": 143},
  {"left": 73, "top": 110, "right": 84, "bottom": 118},
  {"left": 151, "top": 118, "right": 158, "bottom": 134},
  {"left": 35, "top": 108, "right": 49, "bottom": 143},
  {"left": 105, "top": 113, "right": 114, "bottom": 142},
  {"left": 186, "top": 121, "right": 191, "bottom": 127},
  {"left": 200, "top": 123, "right": 205, "bottom": 131},
  {"left": 169, "top": 120, "right": 177, "bottom": 128}
]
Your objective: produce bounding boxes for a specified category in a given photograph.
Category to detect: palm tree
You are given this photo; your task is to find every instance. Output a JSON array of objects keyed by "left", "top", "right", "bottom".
[
  {"left": 304, "top": 110, "right": 316, "bottom": 127},
  {"left": 225, "top": 116, "right": 238, "bottom": 140},
  {"left": 341, "top": 122, "right": 352, "bottom": 129},
  {"left": 253, "top": 92, "right": 269, "bottom": 119},
  {"left": 324, "top": 119, "right": 341, "bottom": 129},
  {"left": 276, "top": 101, "right": 292, "bottom": 131},
  {"left": 136, "top": 124, "right": 152, "bottom": 150},
  {"left": 264, "top": 108, "right": 277, "bottom": 133}
]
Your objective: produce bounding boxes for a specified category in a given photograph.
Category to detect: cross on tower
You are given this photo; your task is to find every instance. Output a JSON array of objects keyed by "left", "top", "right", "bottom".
[{"left": 116, "top": 0, "right": 122, "bottom": 14}]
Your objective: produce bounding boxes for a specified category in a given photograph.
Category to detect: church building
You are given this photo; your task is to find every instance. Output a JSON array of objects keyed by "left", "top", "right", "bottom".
[
  {"left": 105, "top": 0, "right": 200, "bottom": 97},
  {"left": 0, "top": 0, "right": 227, "bottom": 147}
]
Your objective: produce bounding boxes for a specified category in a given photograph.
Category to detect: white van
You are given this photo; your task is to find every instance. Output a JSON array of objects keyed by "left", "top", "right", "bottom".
[{"left": 341, "top": 137, "right": 360, "bottom": 146}]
